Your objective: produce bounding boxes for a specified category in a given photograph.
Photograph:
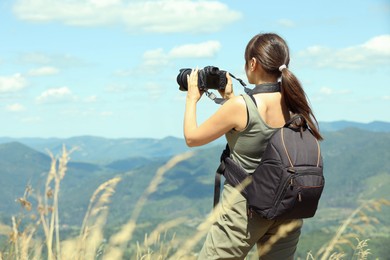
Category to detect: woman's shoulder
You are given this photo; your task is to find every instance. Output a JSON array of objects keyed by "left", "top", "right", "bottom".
[
  {"left": 220, "top": 95, "right": 249, "bottom": 132},
  {"left": 224, "top": 94, "right": 247, "bottom": 108}
]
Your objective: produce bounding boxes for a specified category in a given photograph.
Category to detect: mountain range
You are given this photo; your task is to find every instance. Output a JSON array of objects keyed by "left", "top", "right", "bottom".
[
  {"left": 0, "top": 121, "right": 389, "bottom": 257},
  {"left": 0, "top": 120, "right": 388, "bottom": 163},
  {"left": 319, "top": 120, "right": 389, "bottom": 132}
]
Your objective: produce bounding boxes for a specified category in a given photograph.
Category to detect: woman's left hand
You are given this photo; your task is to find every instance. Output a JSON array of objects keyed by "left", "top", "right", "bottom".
[
  {"left": 186, "top": 68, "right": 203, "bottom": 102},
  {"left": 218, "top": 72, "right": 234, "bottom": 99}
]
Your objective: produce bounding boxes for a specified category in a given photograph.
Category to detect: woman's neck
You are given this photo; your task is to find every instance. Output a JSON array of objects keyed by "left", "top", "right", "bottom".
[
  {"left": 253, "top": 74, "right": 278, "bottom": 85},
  {"left": 255, "top": 79, "right": 278, "bottom": 85}
]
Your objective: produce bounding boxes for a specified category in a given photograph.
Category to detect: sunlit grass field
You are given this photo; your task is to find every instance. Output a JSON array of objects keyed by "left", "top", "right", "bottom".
[{"left": 0, "top": 146, "right": 388, "bottom": 260}]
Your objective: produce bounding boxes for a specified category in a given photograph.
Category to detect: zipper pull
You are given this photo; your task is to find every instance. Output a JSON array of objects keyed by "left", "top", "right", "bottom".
[
  {"left": 298, "top": 192, "right": 302, "bottom": 202},
  {"left": 287, "top": 167, "right": 296, "bottom": 173}
]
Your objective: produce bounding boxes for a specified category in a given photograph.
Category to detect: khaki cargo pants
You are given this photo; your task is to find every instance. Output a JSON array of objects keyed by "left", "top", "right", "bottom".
[{"left": 198, "top": 184, "right": 303, "bottom": 260}]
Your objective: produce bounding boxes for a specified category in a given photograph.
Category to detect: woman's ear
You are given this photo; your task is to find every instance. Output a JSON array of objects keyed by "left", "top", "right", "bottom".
[{"left": 250, "top": 57, "right": 257, "bottom": 71}]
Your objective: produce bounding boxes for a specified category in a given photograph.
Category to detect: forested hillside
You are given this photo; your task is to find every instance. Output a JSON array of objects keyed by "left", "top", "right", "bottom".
[{"left": 0, "top": 127, "right": 389, "bottom": 258}]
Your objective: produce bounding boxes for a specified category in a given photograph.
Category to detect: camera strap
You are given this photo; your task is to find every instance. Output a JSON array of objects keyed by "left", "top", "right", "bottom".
[
  {"left": 247, "top": 82, "right": 281, "bottom": 95},
  {"left": 206, "top": 73, "right": 248, "bottom": 105},
  {"left": 206, "top": 75, "right": 281, "bottom": 105}
]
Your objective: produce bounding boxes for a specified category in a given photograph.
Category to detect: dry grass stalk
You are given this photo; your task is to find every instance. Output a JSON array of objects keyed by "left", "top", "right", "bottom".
[
  {"left": 19, "top": 232, "right": 29, "bottom": 260},
  {"left": 328, "top": 252, "right": 346, "bottom": 260},
  {"left": 43, "top": 151, "right": 61, "bottom": 259},
  {"left": 79, "top": 177, "right": 122, "bottom": 238},
  {"left": 135, "top": 217, "right": 187, "bottom": 259},
  {"left": 0, "top": 223, "right": 12, "bottom": 236},
  {"left": 69, "top": 177, "right": 121, "bottom": 260},
  {"left": 6, "top": 184, "right": 42, "bottom": 260},
  {"left": 305, "top": 251, "right": 315, "bottom": 260},
  {"left": 256, "top": 219, "right": 303, "bottom": 258},
  {"left": 32, "top": 145, "right": 76, "bottom": 260},
  {"left": 17, "top": 198, "right": 32, "bottom": 212},
  {"left": 84, "top": 179, "right": 121, "bottom": 260},
  {"left": 16, "top": 185, "right": 33, "bottom": 211},
  {"left": 103, "top": 151, "right": 194, "bottom": 260},
  {"left": 143, "top": 217, "right": 186, "bottom": 248},
  {"left": 137, "top": 232, "right": 177, "bottom": 260},
  {"left": 21, "top": 222, "right": 42, "bottom": 260},
  {"left": 353, "top": 238, "right": 370, "bottom": 260},
  {"left": 31, "top": 240, "right": 42, "bottom": 260},
  {"left": 8, "top": 216, "right": 37, "bottom": 260},
  {"left": 11, "top": 217, "right": 19, "bottom": 260},
  {"left": 317, "top": 199, "right": 389, "bottom": 260},
  {"left": 170, "top": 177, "right": 252, "bottom": 259}
]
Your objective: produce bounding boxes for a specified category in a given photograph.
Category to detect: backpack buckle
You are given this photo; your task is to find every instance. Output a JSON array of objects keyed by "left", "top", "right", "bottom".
[{"left": 287, "top": 168, "right": 296, "bottom": 173}]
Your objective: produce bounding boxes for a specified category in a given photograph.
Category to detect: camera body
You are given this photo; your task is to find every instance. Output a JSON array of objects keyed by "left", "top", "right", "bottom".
[{"left": 177, "top": 66, "right": 227, "bottom": 91}]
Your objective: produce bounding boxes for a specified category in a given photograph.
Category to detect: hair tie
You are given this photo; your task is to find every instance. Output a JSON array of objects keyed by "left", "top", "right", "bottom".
[{"left": 279, "top": 64, "right": 287, "bottom": 72}]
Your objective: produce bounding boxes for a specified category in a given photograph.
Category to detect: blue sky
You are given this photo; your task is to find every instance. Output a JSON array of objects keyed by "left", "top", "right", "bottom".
[{"left": 0, "top": 0, "right": 389, "bottom": 139}]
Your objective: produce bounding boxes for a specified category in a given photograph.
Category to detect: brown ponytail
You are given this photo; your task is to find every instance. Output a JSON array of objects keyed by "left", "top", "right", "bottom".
[
  {"left": 245, "top": 33, "right": 323, "bottom": 140},
  {"left": 280, "top": 68, "right": 323, "bottom": 140}
]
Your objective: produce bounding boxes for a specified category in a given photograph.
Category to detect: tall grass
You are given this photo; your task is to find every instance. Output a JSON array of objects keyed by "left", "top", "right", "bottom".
[
  {"left": 316, "top": 199, "right": 390, "bottom": 260},
  {"left": 0, "top": 146, "right": 388, "bottom": 259}
]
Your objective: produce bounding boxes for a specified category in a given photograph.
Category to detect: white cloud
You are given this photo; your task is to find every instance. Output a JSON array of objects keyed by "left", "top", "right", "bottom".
[
  {"left": 28, "top": 66, "right": 59, "bottom": 76},
  {"left": 142, "top": 48, "right": 170, "bottom": 69},
  {"left": 139, "top": 40, "right": 221, "bottom": 72},
  {"left": 36, "top": 87, "right": 73, "bottom": 103},
  {"left": 22, "top": 53, "right": 52, "bottom": 64},
  {"left": 363, "top": 35, "right": 390, "bottom": 55},
  {"left": 89, "top": 0, "right": 121, "bottom": 8},
  {"left": 145, "top": 82, "right": 164, "bottom": 100},
  {"left": 319, "top": 87, "right": 333, "bottom": 95},
  {"left": 21, "top": 52, "right": 86, "bottom": 68},
  {"left": 100, "top": 111, "right": 113, "bottom": 117},
  {"left": 6, "top": 103, "right": 25, "bottom": 112},
  {"left": 319, "top": 87, "right": 351, "bottom": 96},
  {"left": 84, "top": 95, "right": 97, "bottom": 103},
  {"left": 105, "top": 84, "right": 129, "bottom": 93},
  {"left": 13, "top": 0, "right": 241, "bottom": 33},
  {"left": 169, "top": 41, "right": 221, "bottom": 58},
  {"left": 277, "top": 19, "right": 296, "bottom": 28},
  {"left": 297, "top": 35, "right": 390, "bottom": 69},
  {"left": 0, "top": 73, "right": 27, "bottom": 93},
  {"left": 21, "top": 116, "right": 42, "bottom": 123}
]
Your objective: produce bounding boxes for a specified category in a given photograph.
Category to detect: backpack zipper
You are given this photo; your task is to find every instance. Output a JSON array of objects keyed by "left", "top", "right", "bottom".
[{"left": 273, "top": 174, "right": 294, "bottom": 209}]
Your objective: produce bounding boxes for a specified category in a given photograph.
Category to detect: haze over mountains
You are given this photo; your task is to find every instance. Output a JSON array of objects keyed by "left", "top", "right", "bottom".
[{"left": 0, "top": 120, "right": 388, "bottom": 162}]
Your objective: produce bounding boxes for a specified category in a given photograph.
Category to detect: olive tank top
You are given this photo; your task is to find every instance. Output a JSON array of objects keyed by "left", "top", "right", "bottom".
[{"left": 225, "top": 94, "right": 279, "bottom": 174}]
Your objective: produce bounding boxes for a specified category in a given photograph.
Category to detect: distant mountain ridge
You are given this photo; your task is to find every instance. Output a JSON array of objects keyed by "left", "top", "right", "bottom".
[
  {"left": 0, "top": 136, "right": 191, "bottom": 163},
  {"left": 319, "top": 120, "right": 389, "bottom": 132},
  {"left": 0, "top": 121, "right": 388, "bottom": 163}
]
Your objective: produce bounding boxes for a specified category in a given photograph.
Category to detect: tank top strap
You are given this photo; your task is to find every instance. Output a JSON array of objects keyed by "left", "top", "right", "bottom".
[{"left": 242, "top": 94, "right": 262, "bottom": 127}]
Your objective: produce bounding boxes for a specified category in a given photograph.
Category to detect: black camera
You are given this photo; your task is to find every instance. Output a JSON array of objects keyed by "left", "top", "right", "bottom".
[{"left": 176, "top": 66, "right": 227, "bottom": 91}]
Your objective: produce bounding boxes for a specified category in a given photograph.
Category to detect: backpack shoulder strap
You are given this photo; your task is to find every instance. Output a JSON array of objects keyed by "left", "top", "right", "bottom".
[
  {"left": 214, "top": 144, "right": 230, "bottom": 207},
  {"left": 213, "top": 144, "right": 251, "bottom": 207},
  {"left": 284, "top": 114, "right": 304, "bottom": 127},
  {"left": 282, "top": 114, "right": 322, "bottom": 168}
]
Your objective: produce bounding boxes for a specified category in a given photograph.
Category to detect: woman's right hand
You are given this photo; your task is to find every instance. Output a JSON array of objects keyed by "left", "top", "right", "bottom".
[{"left": 186, "top": 68, "right": 203, "bottom": 102}]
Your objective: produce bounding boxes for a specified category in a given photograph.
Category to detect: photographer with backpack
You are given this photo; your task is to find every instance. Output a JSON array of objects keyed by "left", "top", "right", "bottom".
[{"left": 183, "top": 33, "right": 323, "bottom": 259}]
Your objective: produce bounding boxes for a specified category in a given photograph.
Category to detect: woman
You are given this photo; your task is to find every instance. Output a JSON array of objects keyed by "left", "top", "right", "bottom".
[{"left": 184, "top": 33, "right": 322, "bottom": 259}]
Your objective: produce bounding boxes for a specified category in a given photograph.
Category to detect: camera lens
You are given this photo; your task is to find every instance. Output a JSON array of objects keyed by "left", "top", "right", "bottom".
[{"left": 176, "top": 68, "right": 192, "bottom": 91}]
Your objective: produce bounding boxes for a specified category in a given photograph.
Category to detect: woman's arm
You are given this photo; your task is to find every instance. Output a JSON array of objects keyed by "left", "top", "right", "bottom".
[{"left": 183, "top": 69, "right": 246, "bottom": 147}]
